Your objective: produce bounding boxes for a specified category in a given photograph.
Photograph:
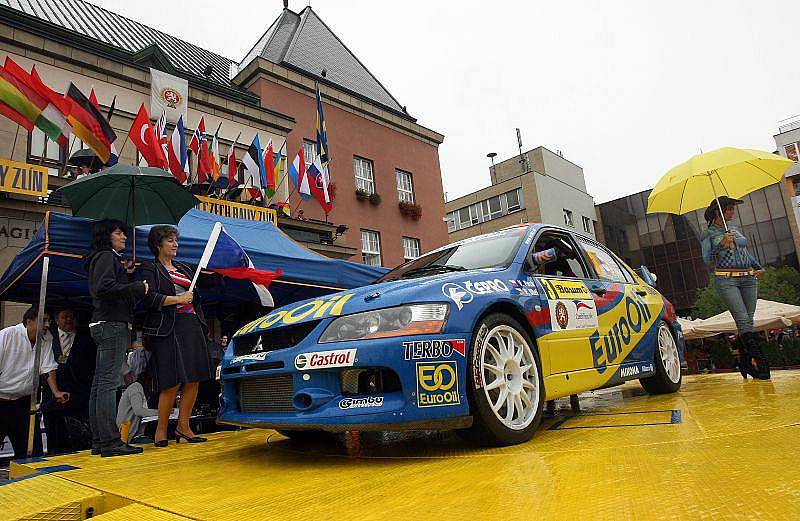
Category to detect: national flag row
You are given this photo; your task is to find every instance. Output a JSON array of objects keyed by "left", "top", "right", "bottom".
[{"left": 0, "top": 56, "right": 334, "bottom": 212}]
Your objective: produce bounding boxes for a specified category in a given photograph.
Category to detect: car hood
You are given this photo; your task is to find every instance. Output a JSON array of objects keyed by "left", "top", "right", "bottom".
[{"left": 232, "top": 267, "right": 506, "bottom": 337}]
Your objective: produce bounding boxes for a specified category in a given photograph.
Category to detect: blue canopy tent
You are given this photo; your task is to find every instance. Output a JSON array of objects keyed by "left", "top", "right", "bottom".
[{"left": 0, "top": 209, "right": 387, "bottom": 312}]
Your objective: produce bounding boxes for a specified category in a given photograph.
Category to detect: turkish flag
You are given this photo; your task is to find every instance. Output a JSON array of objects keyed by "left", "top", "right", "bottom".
[{"left": 128, "top": 103, "right": 167, "bottom": 169}]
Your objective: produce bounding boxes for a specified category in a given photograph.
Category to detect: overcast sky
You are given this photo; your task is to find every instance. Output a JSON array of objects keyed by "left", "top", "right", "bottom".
[{"left": 92, "top": 0, "right": 800, "bottom": 203}]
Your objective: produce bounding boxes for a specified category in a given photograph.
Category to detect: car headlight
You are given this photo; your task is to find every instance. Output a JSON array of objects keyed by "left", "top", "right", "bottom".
[{"left": 318, "top": 303, "right": 449, "bottom": 343}]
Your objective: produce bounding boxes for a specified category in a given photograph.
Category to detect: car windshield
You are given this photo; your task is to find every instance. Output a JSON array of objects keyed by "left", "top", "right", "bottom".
[{"left": 379, "top": 227, "right": 529, "bottom": 282}]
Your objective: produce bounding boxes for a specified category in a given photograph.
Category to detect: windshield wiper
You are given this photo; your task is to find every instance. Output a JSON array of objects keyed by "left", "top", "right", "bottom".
[{"left": 400, "top": 264, "right": 467, "bottom": 278}]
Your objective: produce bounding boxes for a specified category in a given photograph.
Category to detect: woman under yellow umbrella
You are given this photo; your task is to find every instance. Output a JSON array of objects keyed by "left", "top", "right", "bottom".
[{"left": 647, "top": 147, "right": 793, "bottom": 380}]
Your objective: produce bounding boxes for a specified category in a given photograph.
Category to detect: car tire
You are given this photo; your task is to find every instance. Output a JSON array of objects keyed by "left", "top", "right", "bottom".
[
  {"left": 275, "top": 430, "right": 331, "bottom": 443},
  {"left": 640, "top": 321, "right": 682, "bottom": 394},
  {"left": 458, "top": 313, "right": 545, "bottom": 447}
]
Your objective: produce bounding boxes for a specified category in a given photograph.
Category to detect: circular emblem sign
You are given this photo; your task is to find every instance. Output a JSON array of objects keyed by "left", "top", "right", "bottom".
[
  {"left": 294, "top": 353, "right": 308, "bottom": 369},
  {"left": 160, "top": 87, "right": 182, "bottom": 108},
  {"left": 555, "top": 302, "right": 569, "bottom": 329}
]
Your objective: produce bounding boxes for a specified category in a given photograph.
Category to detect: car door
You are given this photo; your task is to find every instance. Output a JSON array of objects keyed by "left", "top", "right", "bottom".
[
  {"left": 575, "top": 236, "right": 659, "bottom": 377},
  {"left": 528, "top": 229, "right": 599, "bottom": 375}
]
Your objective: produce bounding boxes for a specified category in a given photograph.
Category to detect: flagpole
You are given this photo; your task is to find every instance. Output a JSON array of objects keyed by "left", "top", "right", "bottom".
[
  {"left": 9, "top": 123, "right": 20, "bottom": 159},
  {"left": 189, "top": 222, "right": 222, "bottom": 293}
]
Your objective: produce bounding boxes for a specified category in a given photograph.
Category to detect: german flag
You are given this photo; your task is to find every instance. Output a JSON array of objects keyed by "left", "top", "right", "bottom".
[{"left": 66, "top": 83, "right": 116, "bottom": 163}]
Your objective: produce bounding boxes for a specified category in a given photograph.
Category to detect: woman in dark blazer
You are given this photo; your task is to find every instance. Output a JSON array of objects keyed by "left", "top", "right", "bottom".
[{"left": 141, "top": 225, "right": 213, "bottom": 446}]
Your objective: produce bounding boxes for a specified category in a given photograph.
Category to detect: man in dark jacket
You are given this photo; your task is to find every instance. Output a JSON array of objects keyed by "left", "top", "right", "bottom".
[
  {"left": 41, "top": 308, "right": 96, "bottom": 454},
  {"left": 85, "top": 219, "right": 148, "bottom": 457}
]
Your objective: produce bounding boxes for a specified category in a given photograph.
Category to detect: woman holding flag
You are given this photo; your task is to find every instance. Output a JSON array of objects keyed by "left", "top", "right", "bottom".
[{"left": 141, "top": 225, "right": 214, "bottom": 447}]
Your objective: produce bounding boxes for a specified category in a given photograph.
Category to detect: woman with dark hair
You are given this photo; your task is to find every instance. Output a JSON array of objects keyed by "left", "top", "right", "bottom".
[
  {"left": 85, "top": 219, "right": 148, "bottom": 457},
  {"left": 700, "top": 196, "right": 769, "bottom": 380},
  {"left": 141, "top": 225, "right": 213, "bottom": 446}
]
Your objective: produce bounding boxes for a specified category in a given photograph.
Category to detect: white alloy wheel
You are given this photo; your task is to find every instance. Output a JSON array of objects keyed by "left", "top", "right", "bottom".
[
  {"left": 479, "top": 325, "right": 540, "bottom": 430},
  {"left": 658, "top": 323, "right": 681, "bottom": 384}
]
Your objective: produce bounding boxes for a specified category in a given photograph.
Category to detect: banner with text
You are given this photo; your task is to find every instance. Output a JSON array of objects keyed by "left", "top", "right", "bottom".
[
  {"left": 195, "top": 196, "right": 277, "bottom": 224},
  {"left": 150, "top": 68, "right": 188, "bottom": 124},
  {"left": 0, "top": 158, "right": 48, "bottom": 197}
]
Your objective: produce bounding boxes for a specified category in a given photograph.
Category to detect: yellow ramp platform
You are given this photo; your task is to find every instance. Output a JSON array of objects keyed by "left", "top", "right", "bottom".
[{"left": 4, "top": 371, "right": 800, "bottom": 520}]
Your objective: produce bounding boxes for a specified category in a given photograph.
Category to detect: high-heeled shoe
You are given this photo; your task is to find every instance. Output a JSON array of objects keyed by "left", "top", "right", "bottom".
[
  {"left": 174, "top": 430, "right": 207, "bottom": 443},
  {"left": 153, "top": 438, "right": 169, "bottom": 448},
  {"left": 736, "top": 337, "right": 757, "bottom": 379}
]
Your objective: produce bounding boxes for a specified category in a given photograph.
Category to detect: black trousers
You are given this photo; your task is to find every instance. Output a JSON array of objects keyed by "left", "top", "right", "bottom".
[{"left": 0, "top": 397, "right": 43, "bottom": 461}]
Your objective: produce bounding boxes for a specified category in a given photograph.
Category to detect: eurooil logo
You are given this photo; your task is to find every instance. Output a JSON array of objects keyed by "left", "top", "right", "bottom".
[
  {"left": 416, "top": 361, "right": 460, "bottom": 408},
  {"left": 590, "top": 293, "right": 656, "bottom": 373}
]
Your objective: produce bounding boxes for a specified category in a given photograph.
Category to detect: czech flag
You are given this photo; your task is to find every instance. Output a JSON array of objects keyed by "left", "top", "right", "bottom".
[{"left": 194, "top": 222, "right": 282, "bottom": 307}]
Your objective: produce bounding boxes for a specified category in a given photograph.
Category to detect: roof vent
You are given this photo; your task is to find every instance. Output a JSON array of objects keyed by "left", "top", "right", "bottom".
[{"left": 203, "top": 64, "right": 213, "bottom": 77}]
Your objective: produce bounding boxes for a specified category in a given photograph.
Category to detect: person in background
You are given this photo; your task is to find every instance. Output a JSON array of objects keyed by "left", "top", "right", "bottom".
[
  {"left": 85, "top": 219, "right": 148, "bottom": 457},
  {"left": 116, "top": 372, "right": 159, "bottom": 445},
  {"left": 700, "top": 196, "right": 768, "bottom": 380},
  {"left": 141, "top": 225, "right": 213, "bottom": 447},
  {"left": 0, "top": 307, "right": 68, "bottom": 460},
  {"left": 41, "top": 308, "right": 96, "bottom": 454}
]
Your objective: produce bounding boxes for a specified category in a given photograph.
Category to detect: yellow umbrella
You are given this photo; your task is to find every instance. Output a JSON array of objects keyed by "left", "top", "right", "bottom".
[{"left": 647, "top": 147, "right": 792, "bottom": 228}]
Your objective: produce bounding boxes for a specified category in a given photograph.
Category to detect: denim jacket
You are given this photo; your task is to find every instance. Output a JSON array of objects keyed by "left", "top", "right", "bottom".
[{"left": 700, "top": 224, "right": 762, "bottom": 270}]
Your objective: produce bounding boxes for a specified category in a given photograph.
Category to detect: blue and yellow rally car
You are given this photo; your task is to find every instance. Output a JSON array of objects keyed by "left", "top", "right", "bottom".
[{"left": 218, "top": 224, "right": 684, "bottom": 446}]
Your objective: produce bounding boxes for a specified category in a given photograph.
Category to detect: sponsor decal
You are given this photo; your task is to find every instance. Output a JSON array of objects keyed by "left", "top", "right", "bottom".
[
  {"left": 231, "top": 352, "right": 268, "bottom": 364},
  {"left": 442, "top": 279, "right": 510, "bottom": 310},
  {"left": 294, "top": 348, "right": 356, "bottom": 370},
  {"left": 417, "top": 361, "right": 460, "bottom": 407},
  {"left": 618, "top": 362, "right": 654, "bottom": 379},
  {"left": 235, "top": 293, "right": 355, "bottom": 336},
  {"left": 442, "top": 283, "right": 473, "bottom": 310},
  {"left": 339, "top": 396, "right": 384, "bottom": 409},
  {"left": 589, "top": 293, "right": 656, "bottom": 374},
  {"left": 252, "top": 336, "right": 264, "bottom": 352},
  {"left": 215, "top": 365, "right": 221, "bottom": 380},
  {"left": 509, "top": 279, "right": 539, "bottom": 296},
  {"left": 539, "top": 279, "right": 593, "bottom": 300},
  {"left": 403, "top": 339, "right": 466, "bottom": 360},
  {"left": 472, "top": 324, "right": 489, "bottom": 389},
  {"left": 548, "top": 299, "right": 598, "bottom": 330},
  {"left": 464, "top": 279, "right": 509, "bottom": 295}
]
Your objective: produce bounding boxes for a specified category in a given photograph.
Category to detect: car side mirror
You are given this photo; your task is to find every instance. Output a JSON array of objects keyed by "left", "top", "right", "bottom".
[
  {"left": 530, "top": 247, "right": 557, "bottom": 266},
  {"left": 639, "top": 265, "right": 657, "bottom": 287}
]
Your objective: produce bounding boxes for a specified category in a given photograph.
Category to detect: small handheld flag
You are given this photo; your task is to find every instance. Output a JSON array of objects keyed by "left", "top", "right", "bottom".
[{"left": 191, "top": 222, "right": 282, "bottom": 307}]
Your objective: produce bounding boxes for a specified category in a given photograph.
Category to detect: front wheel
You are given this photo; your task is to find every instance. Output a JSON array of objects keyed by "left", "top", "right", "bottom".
[
  {"left": 640, "top": 321, "right": 682, "bottom": 394},
  {"left": 459, "top": 313, "right": 545, "bottom": 446}
]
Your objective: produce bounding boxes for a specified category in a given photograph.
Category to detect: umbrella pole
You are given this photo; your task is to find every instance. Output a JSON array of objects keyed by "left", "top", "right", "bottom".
[
  {"left": 709, "top": 171, "right": 729, "bottom": 231},
  {"left": 131, "top": 175, "right": 136, "bottom": 262}
]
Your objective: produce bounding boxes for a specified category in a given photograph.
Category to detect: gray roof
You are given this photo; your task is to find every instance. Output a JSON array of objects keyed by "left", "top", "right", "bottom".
[
  {"left": 3, "top": 1, "right": 410, "bottom": 118},
  {"left": 1, "top": 0, "right": 236, "bottom": 85},
  {"left": 241, "top": 7, "right": 408, "bottom": 117}
]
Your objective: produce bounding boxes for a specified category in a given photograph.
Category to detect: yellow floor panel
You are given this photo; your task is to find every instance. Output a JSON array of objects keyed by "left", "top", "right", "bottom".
[
  {"left": 91, "top": 504, "right": 192, "bottom": 520},
  {"left": 0, "top": 473, "right": 102, "bottom": 521},
  {"left": 6, "top": 371, "right": 800, "bottom": 520}
]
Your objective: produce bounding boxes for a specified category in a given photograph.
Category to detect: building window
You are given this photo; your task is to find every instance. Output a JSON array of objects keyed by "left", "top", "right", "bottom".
[
  {"left": 582, "top": 216, "right": 593, "bottom": 234},
  {"left": 446, "top": 212, "right": 457, "bottom": 233},
  {"left": 482, "top": 195, "right": 502, "bottom": 220},
  {"left": 403, "top": 237, "right": 421, "bottom": 260},
  {"left": 27, "top": 128, "right": 64, "bottom": 177},
  {"left": 563, "top": 209, "right": 574, "bottom": 227},
  {"left": 396, "top": 170, "right": 414, "bottom": 203},
  {"left": 354, "top": 156, "right": 375, "bottom": 195},
  {"left": 784, "top": 142, "right": 799, "bottom": 162},
  {"left": 361, "top": 229, "right": 382, "bottom": 266},
  {"left": 505, "top": 189, "right": 522, "bottom": 212},
  {"left": 303, "top": 140, "right": 317, "bottom": 168}
]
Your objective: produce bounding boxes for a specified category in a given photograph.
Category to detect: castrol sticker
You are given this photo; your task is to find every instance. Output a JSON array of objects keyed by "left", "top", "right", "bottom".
[{"left": 294, "top": 349, "right": 356, "bottom": 370}]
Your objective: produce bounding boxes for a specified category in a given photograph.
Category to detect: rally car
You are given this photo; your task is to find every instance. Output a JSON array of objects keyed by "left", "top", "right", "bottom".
[{"left": 218, "top": 224, "right": 684, "bottom": 446}]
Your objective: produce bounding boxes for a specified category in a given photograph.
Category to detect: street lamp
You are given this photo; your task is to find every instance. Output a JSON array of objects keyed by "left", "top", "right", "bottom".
[{"left": 487, "top": 152, "right": 497, "bottom": 184}]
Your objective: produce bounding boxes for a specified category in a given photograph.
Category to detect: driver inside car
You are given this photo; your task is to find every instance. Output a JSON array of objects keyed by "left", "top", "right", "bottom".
[{"left": 532, "top": 239, "right": 577, "bottom": 278}]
